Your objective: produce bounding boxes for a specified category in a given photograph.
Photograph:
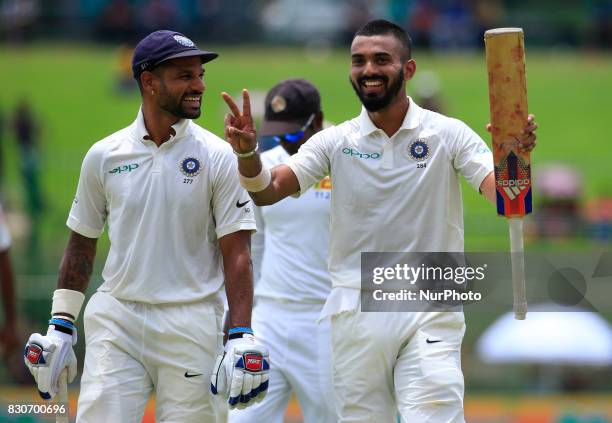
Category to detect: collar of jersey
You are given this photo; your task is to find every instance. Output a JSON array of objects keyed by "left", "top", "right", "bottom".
[
  {"left": 359, "top": 96, "right": 421, "bottom": 137},
  {"left": 134, "top": 107, "right": 190, "bottom": 145}
]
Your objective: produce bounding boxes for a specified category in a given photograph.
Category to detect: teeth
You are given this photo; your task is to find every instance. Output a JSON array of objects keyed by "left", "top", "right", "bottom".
[
  {"left": 364, "top": 81, "right": 383, "bottom": 87},
  {"left": 184, "top": 97, "right": 200, "bottom": 101}
]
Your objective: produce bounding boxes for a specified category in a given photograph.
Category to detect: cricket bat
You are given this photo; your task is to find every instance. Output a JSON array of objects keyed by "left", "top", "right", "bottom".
[
  {"left": 484, "top": 28, "right": 531, "bottom": 320},
  {"left": 56, "top": 369, "right": 69, "bottom": 423}
]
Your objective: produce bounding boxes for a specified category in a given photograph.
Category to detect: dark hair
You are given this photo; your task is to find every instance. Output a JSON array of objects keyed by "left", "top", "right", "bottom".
[
  {"left": 135, "top": 67, "right": 163, "bottom": 95},
  {"left": 354, "top": 19, "right": 412, "bottom": 61}
]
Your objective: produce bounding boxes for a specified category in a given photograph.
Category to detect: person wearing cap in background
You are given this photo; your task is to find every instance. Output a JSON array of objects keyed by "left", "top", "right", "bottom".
[
  {"left": 229, "top": 79, "right": 336, "bottom": 423},
  {"left": 23, "top": 30, "right": 269, "bottom": 422}
]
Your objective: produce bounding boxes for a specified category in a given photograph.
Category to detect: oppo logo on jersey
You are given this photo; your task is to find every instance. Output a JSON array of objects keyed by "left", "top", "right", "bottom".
[
  {"left": 497, "top": 178, "right": 530, "bottom": 187},
  {"left": 109, "top": 163, "right": 140, "bottom": 174},
  {"left": 342, "top": 147, "right": 380, "bottom": 160}
]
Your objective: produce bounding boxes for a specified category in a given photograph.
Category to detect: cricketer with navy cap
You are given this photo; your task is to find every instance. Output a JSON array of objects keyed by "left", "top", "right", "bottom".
[{"left": 24, "top": 30, "right": 269, "bottom": 422}]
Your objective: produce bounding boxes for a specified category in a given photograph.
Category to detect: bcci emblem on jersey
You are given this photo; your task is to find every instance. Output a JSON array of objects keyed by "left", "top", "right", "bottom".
[
  {"left": 408, "top": 139, "right": 430, "bottom": 161},
  {"left": 180, "top": 157, "right": 202, "bottom": 177}
]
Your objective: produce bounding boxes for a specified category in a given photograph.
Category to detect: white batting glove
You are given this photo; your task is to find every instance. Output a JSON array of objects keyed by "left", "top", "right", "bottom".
[
  {"left": 24, "top": 318, "right": 77, "bottom": 399},
  {"left": 211, "top": 331, "right": 270, "bottom": 409}
]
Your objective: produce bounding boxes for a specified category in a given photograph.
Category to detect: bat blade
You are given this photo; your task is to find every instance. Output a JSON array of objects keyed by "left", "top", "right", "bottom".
[
  {"left": 485, "top": 28, "right": 532, "bottom": 219},
  {"left": 485, "top": 28, "right": 531, "bottom": 320}
]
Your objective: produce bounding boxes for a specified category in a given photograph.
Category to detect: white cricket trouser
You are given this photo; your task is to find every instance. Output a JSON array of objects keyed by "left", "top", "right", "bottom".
[
  {"left": 229, "top": 297, "right": 336, "bottom": 423},
  {"left": 331, "top": 310, "right": 466, "bottom": 423},
  {"left": 76, "top": 291, "right": 224, "bottom": 423}
]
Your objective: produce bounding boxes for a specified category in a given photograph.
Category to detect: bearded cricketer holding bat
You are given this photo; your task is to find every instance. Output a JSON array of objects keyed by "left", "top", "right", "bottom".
[{"left": 223, "top": 19, "right": 537, "bottom": 423}]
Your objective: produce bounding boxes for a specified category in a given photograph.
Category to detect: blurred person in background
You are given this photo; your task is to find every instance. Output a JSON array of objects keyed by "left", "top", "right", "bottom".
[
  {"left": 527, "top": 164, "right": 582, "bottom": 239},
  {"left": 406, "top": 0, "right": 438, "bottom": 49},
  {"left": 229, "top": 79, "right": 335, "bottom": 423},
  {"left": 0, "top": 0, "right": 40, "bottom": 43},
  {"left": 412, "top": 69, "right": 445, "bottom": 114},
  {"left": 588, "top": 0, "right": 612, "bottom": 49},
  {"left": 95, "top": 0, "right": 136, "bottom": 43},
  {"left": 0, "top": 104, "right": 4, "bottom": 189},
  {"left": 141, "top": 0, "right": 179, "bottom": 34},
  {"left": 223, "top": 19, "right": 537, "bottom": 422},
  {"left": 22, "top": 30, "right": 268, "bottom": 422},
  {"left": 585, "top": 197, "right": 612, "bottom": 242},
  {"left": 11, "top": 98, "right": 44, "bottom": 256},
  {"left": 0, "top": 201, "right": 23, "bottom": 382},
  {"left": 115, "top": 45, "right": 137, "bottom": 93}
]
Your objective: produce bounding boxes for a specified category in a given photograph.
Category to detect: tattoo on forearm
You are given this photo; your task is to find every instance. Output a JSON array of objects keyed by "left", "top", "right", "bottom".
[{"left": 57, "top": 233, "right": 97, "bottom": 292}]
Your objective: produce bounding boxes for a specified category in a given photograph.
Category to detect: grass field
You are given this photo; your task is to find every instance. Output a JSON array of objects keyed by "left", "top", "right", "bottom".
[
  {"left": 0, "top": 45, "right": 612, "bottom": 421},
  {"left": 1, "top": 45, "right": 611, "bottom": 399},
  {"left": 1, "top": 44, "right": 611, "bottom": 319},
  {"left": 1, "top": 44, "right": 610, "bottom": 263}
]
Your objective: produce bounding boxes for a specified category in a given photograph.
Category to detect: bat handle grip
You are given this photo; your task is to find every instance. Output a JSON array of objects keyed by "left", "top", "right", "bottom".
[
  {"left": 56, "top": 368, "right": 69, "bottom": 423},
  {"left": 509, "top": 218, "right": 527, "bottom": 320}
]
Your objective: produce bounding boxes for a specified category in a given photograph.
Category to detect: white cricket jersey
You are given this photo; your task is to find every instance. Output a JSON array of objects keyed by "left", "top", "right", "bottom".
[
  {"left": 67, "top": 108, "right": 256, "bottom": 304},
  {"left": 252, "top": 145, "right": 331, "bottom": 304},
  {"left": 285, "top": 98, "right": 493, "bottom": 317},
  {"left": 0, "top": 203, "right": 11, "bottom": 252}
]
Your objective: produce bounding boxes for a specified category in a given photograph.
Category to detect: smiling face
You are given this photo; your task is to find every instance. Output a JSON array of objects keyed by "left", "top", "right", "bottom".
[
  {"left": 151, "top": 56, "right": 205, "bottom": 119},
  {"left": 350, "top": 34, "right": 415, "bottom": 112}
]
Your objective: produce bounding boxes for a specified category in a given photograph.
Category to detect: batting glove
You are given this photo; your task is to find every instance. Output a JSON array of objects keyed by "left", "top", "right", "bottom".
[
  {"left": 24, "top": 318, "right": 77, "bottom": 400},
  {"left": 211, "top": 331, "right": 270, "bottom": 409}
]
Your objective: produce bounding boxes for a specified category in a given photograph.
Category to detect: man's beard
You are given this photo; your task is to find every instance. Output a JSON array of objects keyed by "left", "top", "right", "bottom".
[
  {"left": 350, "top": 69, "right": 404, "bottom": 112},
  {"left": 158, "top": 85, "right": 202, "bottom": 119}
]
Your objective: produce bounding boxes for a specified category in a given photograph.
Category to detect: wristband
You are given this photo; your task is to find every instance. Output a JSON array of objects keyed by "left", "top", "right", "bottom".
[
  {"left": 48, "top": 318, "right": 75, "bottom": 335},
  {"left": 239, "top": 167, "right": 271, "bottom": 192},
  {"left": 233, "top": 144, "right": 258, "bottom": 159},
  {"left": 228, "top": 327, "right": 254, "bottom": 335},
  {"left": 51, "top": 289, "right": 85, "bottom": 322}
]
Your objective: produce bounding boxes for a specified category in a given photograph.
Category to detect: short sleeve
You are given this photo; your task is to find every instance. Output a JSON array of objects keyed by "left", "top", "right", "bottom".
[
  {"left": 66, "top": 144, "right": 107, "bottom": 238},
  {"left": 211, "top": 147, "right": 257, "bottom": 239},
  {"left": 285, "top": 128, "right": 335, "bottom": 192},
  {"left": 449, "top": 120, "right": 494, "bottom": 192}
]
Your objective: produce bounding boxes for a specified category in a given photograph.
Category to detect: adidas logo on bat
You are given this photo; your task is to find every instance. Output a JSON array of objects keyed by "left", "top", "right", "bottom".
[
  {"left": 503, "top": 184, "right": 528, "bottom": 200},
  {"left": 497, "top": 178, "right": 530, "bottom": 200},
  {"left": 497, "top": 178, "right": 530, "bottom": 187}
]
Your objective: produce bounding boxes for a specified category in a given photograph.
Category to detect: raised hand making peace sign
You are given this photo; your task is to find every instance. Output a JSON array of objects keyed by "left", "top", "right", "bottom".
[{"left": 222, "top": 89, "right": 258, "bottom": 155}]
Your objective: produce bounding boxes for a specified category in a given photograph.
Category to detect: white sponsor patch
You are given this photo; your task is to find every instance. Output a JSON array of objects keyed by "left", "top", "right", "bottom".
[{"left": 173, "top": 35, "right": 195, "bottom": 47}]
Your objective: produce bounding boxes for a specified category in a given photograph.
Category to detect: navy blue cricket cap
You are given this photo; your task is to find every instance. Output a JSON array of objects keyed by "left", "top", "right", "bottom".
[
  {"left": 260, "top": 79, "right": 321, "bottom": 136},
  {"left": 132, "top": 30, "right": 218, "bottom": 79}
]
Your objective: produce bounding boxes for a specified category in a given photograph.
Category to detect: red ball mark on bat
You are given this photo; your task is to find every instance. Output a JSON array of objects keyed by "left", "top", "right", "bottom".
[
  {"left": 513, "top": 103, "right": 525, "bottom": 119},
  {"left": 510, "top": 46, "right": 524, "bottom": 62}
]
